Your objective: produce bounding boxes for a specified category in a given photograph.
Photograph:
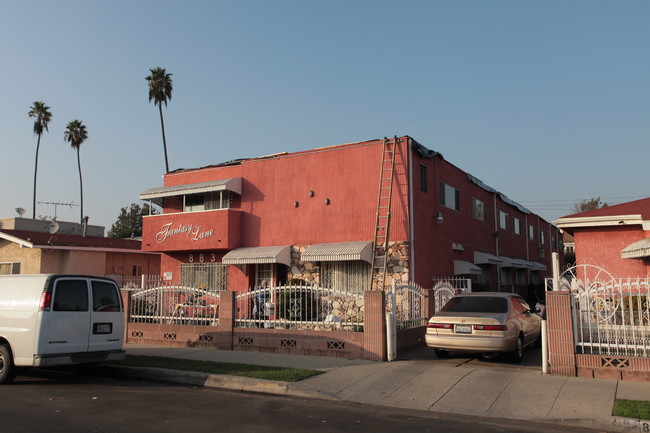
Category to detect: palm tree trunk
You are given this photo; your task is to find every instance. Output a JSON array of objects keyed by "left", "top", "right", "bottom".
[
  {"left": 158, "top": 104, "right": 169, "bottom": 173},
  {"left": 77, "top": 148, "right": 84, "bottom": 224},
  {"left": 32, "top": 134, "right": 41, "bottom": 219}
]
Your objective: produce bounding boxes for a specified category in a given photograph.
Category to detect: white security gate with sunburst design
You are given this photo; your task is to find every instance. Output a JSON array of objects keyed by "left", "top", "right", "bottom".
[{"left": 559, "top": 264, "right": 650, "bottom": 358}]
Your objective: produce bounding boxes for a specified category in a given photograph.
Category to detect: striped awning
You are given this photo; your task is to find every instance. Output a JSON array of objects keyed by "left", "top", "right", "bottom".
[
  {"left": 454, "top": 260, "right": 482, "bottom": 276},
  {"left": 500, "top": 257, "right": 529, "bottom": 268},
  {"left": 301, "top": 241, "right": 373, "bottom": 263},
  {"left": 222, "top": 245, "right": 291, "bottom": 266},
  {"left": 527, "top": 261, "right": 547, "bottom": 271},
  {"left": 139, "top": 178, "right": 242, "bottom": 206},
  {"left": 621, "top": 238, "right": 650, "bottom": 259},
  {"left": 474, "top": 251, "right": 504, "bottom": 265}
]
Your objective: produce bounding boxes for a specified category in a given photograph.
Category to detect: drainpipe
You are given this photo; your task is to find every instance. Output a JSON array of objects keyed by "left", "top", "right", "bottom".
[
  {"left": 407, "top": 138, "right": 415, "bottom": 286},
  {"left": 494, "top": 193, "right": 500, "bottom": 290}
]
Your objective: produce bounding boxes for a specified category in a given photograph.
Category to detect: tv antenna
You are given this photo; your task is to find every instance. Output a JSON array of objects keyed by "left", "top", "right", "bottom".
[{"left": 38, "top": 201, "right": 77, "bottom": 220}]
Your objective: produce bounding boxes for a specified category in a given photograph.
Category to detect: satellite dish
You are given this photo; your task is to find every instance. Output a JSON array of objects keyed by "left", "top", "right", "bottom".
[
  {"left": 15, "top": 208, "right": 25, "bottom": 217},
  {"left": 47, "top": 221, "right": 60, "bottom": 235}
]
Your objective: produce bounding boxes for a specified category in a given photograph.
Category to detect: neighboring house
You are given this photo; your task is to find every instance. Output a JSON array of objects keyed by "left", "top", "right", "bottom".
[
  {"left": 554, "top": 197, "right": 650, "bottom": 277},
  {"left": 0, "top": 217, "right": 160, "bottom": 279},
  {"left": 139, "top": 136, "right": 562, "bottom": 297}
]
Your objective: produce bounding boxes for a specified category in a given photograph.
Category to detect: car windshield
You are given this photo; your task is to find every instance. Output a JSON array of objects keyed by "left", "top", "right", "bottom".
[{"left": 441, "top": 296, "right": 508, "bottom": 314}]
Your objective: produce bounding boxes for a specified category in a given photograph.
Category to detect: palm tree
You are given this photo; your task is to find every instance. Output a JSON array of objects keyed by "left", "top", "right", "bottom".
[
  {"left": 63, "top": 120, "right": 88, "bottom": 223},
  {"left": 28, "top": 101, "right": 52, "bottom": 219},
  {"left": 146, "top": 67, "right": 173, "bottom": 173}
]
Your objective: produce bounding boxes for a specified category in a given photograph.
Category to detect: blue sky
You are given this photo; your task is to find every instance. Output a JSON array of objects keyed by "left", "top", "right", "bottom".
[{"left": 1, "top": 1, "right": 648, "bottom": 230}]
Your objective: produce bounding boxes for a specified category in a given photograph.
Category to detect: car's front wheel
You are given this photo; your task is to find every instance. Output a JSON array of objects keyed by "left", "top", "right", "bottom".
[{"left": 510, "top": 336, "right": 524, "bottom": 363}]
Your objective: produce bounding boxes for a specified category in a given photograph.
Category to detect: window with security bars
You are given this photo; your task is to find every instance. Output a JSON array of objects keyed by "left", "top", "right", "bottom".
[
  {"left": 419, "top": 164, "right": 428, "bottom": 192},
  {"left": 321, "top": 261, "right": 370, "bottom": 295},
  {"left": 180, "top": 263, "right": 228, "bottom": 291}
]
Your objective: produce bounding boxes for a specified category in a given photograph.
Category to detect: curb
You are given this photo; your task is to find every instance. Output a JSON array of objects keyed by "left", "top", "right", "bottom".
[
  {"left": 107, "top": 365, "right": 649, "bottom": 432},
  {"left": 105, "top": 365, "right": 340, "bottom": 401},
  {"left": 611, "top": 416, "right": 650, "bottom": 432}
]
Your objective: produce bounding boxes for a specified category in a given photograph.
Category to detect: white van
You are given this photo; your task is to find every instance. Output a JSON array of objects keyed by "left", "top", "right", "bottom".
[{"left": 0, "top": 274, "right": 126, "bottom": 384}]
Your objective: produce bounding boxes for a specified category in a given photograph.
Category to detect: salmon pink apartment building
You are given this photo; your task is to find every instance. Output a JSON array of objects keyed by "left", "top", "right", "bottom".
[{"left": 138, "top": 136, "right": 562, "bottom": 297}]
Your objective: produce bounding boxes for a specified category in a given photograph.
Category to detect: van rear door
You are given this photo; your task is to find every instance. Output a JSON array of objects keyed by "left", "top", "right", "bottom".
[
  {"left": 37, "top": 277, "right": 91, "bottom": 355},
  {"left": 88, "top": 278, "right": 124, "bottom": 352}
]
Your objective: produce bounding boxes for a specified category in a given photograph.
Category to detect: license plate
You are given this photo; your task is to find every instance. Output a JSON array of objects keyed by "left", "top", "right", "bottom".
[
  {"left": 454, "top": 324, "right": 472, "bottom": 334},
  {"left": 93, "top": 323, "right": 112, "bottom": 334}
]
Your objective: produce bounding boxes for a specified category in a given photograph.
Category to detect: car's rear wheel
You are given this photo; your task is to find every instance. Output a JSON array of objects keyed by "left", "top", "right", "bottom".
[
  {"left": 510, "top": 336, "right": 524, "bottom": 363},
  {"left": 0, "top": 344, "right": 16, "bottom": 384},
  {"left": 434, "top": 349, "right": 449, "bottom": 359}
]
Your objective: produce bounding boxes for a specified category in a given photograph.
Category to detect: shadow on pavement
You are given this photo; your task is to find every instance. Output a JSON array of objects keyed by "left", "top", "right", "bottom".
[{"left": 399, "top": 345, "right": 543, "bottom": 371}]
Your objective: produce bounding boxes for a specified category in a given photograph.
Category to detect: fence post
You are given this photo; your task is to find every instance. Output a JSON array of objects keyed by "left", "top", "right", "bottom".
[
  {"left": 546, "top": 290, "right": 577, "bottom": 377},
  {"left": 217, "top": 291, "right": 235, "bottom": 350},
  {"left": 386, "top": 282, "right": 397, "bottom": 361},
  {"left": 364, "top": 290, "right": 387, "bottom": 361}
]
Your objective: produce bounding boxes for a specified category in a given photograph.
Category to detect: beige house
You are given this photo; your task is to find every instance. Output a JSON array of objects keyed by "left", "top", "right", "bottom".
[{"left": 0, "top": 217, "right": 159, "bottom": 278}]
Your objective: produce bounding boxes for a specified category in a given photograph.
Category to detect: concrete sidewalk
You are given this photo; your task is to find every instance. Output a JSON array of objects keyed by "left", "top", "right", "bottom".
[{"left": 119, "top": 344, "right": 650, "bottom": 432}]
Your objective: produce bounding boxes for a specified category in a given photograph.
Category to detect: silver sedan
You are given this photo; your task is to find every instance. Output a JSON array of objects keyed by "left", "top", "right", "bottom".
[{"left": 425, "top": 292, "right": 542, "bottom": 363}]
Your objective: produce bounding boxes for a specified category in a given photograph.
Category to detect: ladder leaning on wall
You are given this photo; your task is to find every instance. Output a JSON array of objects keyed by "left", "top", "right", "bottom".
[{"left": 370, "top": 136, "right": 399, "bottom": 290}]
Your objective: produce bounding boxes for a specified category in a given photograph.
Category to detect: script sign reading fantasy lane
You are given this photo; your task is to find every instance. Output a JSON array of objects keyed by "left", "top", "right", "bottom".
[{"left": 156, "top": 222, "right": 214, "bottom": 244}]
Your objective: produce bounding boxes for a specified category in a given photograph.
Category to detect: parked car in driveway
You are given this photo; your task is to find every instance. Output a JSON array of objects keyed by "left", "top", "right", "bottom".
[{"left": 425, "top": 292, "right": 541, "bottom": 363}]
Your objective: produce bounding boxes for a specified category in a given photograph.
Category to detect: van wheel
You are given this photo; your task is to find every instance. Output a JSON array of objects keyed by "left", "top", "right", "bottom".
[{"left": 0, "top": 344, "right": 16, "bottom": 384}]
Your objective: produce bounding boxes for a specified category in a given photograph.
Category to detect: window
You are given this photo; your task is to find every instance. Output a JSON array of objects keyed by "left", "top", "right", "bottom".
[
  {"left": 499, "top": 211, "right": 508, "bottom": 230},
  {"left": 514, "top": 218, "right": 521, "bottom": 235},
  {"left": 0, "top": 262, "right": 20, "bottom": 275},
  {"left": 180, "top": 263, "right": 228, "bottom": 291},
  {"left": 440, "top": 182, "right": 460, "bottom": 211},
  {"left": 441, "top": 296, "right": 508, "bottom": 314},
  {"left": 500, "top": 268, "right": 512, "bottom": 285},
  {"left": 53, "top": 280, "right": 89, "bottom": 312},
  {"left": 472, "top": 198, "right": 487, "bottom": 222},
  {"left": 183, "top": 190, "right": 231, "bottom": 212},
  {"left": 419, "top": 165, "right": 428, "bottom": 192},
  {"left": 540, "top": 230, "right": 545, "bottom": 244},
  {"left": 528, "top": 225, "right": 535, "bottom": 240},
  {"left": 132, "top": 265, "right": 142, "bottom": 277},
  {"left": 515, "top": 269, "right": 527, "bottom": 285},
  {"left": 255, "top": 263, "right": 273, "bottom": 288},
  {"left": 321, "top": 261, "right": 370, "bottom": 296},
  {"left": 92, "top": 280, "right": 122, "bottom": 312}
]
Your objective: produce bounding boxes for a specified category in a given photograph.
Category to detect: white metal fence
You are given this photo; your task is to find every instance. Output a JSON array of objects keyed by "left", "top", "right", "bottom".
[
  {"left": 431, "top": 277, "right": 472, "bottom": 313},
  {"left": 385, "top": 281, "right": 428, "bottom": 329},
  {"left": 122, "top": 276, "right": 221, "bottom": 326},
  {"left": 559, "top": 265, "right": 650, "bottom": 358},
  {"left": 235, "top": 282, "right": 364, "bottom": 331}
]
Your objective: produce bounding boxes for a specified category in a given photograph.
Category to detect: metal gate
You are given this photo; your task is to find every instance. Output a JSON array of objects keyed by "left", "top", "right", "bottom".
[
  {"left": 559, "top": 264, "right": 650, "bottom": 357},
  {"left": 432, "top": 277, "right": 472, "bottom": 313}
]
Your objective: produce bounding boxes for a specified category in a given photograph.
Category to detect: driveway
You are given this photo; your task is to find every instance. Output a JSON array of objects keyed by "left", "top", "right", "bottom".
[{"left": 400, "top": 345, "right": 544, "bottom": 371}]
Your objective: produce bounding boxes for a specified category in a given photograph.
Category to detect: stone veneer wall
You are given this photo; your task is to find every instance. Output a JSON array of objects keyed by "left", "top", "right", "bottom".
[{"left": 286, "top": 242, "right": 410, "bottom": 288}]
